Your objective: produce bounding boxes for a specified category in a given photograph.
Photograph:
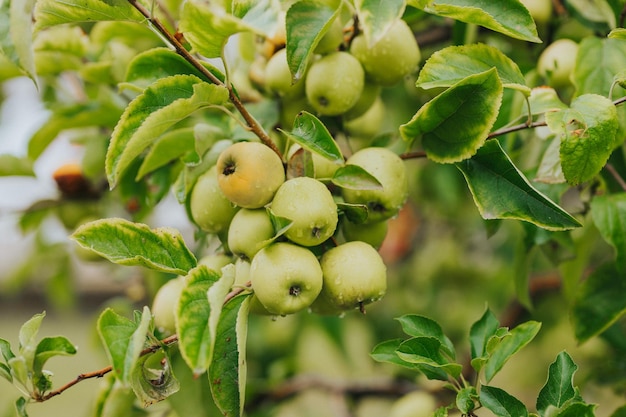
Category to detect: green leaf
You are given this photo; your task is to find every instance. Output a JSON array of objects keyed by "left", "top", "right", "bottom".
[
  {"left": 72, "top": 218, "right": 197, "bottom": 275},
  {"left": 536, "top": 351, "right": 580, "bottom": 415},
  {"left": 180, "top": 1, "right": 254, "bottom": 59},
  {"left": 280, "top": 111, "right": 343, "bottom": 163},
  {"left": 574, "top": 37, "right": 626, "bottom": 97},
  {"left": 0, "top": 154, "right": 34, "bottom": 176},
  {"left": 552, "top": 402, "right": 597, "bottom": 417},
  {"left": 106, "top": 74, "right": 229, "bottom": 187},
  {"left": 130, "top": 350, "right": 180, "bottom": 407},
  {"left": 409, "top": 0, "right": 540, "bottom": 42},
  {"left": 285, "top": 0, "right": 340, "bottom": 81},
  {"left": 331, "top": 165, "right": 383, "bottom": 190},
  {"left": 456, "top": 139, "right": 582, "bottom": 231},
  {"left": 396, "top": 337, "right": 463, "bottom": 379},
  {"left": 9, "top": 0, "right": 37, "bottom": 82},
  {"left": 337, "top": 202, "right": 369, "bottom": 224},
  {"left": 177, "top": 265, "right": 234, "bottom": 376},
  {"left": 469, "top": 308, "right": 500, "bottom": 365},
  {"left": 417, "top": 43, "right": 530, "bottom": 95},
  {"left": 19, "top": 312, "right": 45, "bottom": 366},
  {"left": 571, "top": 262, "right": 626, "bottom": 343},
  {"left": 591, "top": 193, "right": 626, "bottom": 276},
  {"left": 546, "top": 94, "right": 618, "bottom": 186},
  {"left": 0, "top": 338, "right": 15, "bottom": 363},
  {"left": 136, "top": 128, "right": 196, "bottom": 180},
  {"left": 481, "top": 385, "right": 528, "bottom": 417},
  {"left": 456, "top": 387, "right": 478, "bottom": 414},
  {"left": 400, "top": 68, "right": 503, "bottom": 163},
  {"left": 396, "top": 315, "right": 455, "bottom": 358},
  {"left": 609, "top": 28, "right": 626, "bottom": 40},
  {"left": 232, "top": 0, "right": 282, "bottom": 36},
  {"left": 527, "top": 87, "right": 568, "bottom": 116},
  {"left": 33, "top": 336, "right": 77, "bottom": 375},
  {"left": 8, "top": 356, "right": 29, "bottom": 388},
  {"left": 484, "top": 320, "right": 541, "bottom": 382},
  {"left": 355, "top": 0, "right": 406, "bottom": 46},
  {"left": 97, "top": 307, "right": 152, "bottom": 384},
  {"left": 15, "top": 397, "right": 28, "bottom": 417},
  {"left": 33, "top": 0, "right": 143, "bottom": 31},
  {"left": 209, "top": 294, "right": 251, "bottom": 417}
]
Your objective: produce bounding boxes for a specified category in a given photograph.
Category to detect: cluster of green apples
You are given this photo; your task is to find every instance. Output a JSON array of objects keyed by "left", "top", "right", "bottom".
[
  {"left": 180, "top": 139, "right": 409, "bottom": 321},
  {"left": 253, "top": 13, "right": 421, "bottom": 143}
]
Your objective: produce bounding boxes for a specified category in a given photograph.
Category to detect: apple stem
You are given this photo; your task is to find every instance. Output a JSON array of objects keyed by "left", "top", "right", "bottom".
[{"left": 359, "top": 301, "right": 366, "bottom": 314}]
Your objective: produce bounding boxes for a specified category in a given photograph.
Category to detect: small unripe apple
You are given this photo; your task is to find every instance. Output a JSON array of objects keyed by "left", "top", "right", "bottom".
[
  {"left": 264, "top": 48, "right": 305, "bottom": 99},
  {"left": 250, "top": 242, "right": 323, "bottom": 315},
  {"left": 305, "top": 51, "right": 364, "bottom": 116},
  {"left": 312, "top": 241, "right": 386, "bottom": 313},
  {"left": 519, "top": 0, "right": 552, "bottom": 25},
  {"left": 227, "top": 208, "right": 275, "bottom": 261},
  {"left": 350, "top": 19, "right": 420, "bottom": 86},
  {"left": 270, "top": 176, "right": 338, "bottom": 246},
  {"left": 190, "top": 165, "right": 239, "bottom": 234},
  {"left": 286, "top": 144, "right": 342, "bottom": 179},
  {"left": 152, "top": 276, "right": 185, "bottom": 336},
  {"left": 344, "top": 96, "right": 386, "bottom": 139},
  {"left": 341, "top": 147, "right": 408, "bottom": 223},
  {"left": 344, "top": 82, "right": 381, "bottom": 120},
  {"left": 314, "top": 16, "right": 344, "bottom": 54},
  {"left": 389, "top": 391, "right": 437, "bottom": 417},
  {"left": 197, "top": 253, "right": 233, "bottom": 272},
  {"left": 216, "top": 141, "right": 285, "bottom": 209},
  {"left": 537, "top": 39, "right": 578, "bottom": 88},
  {"left": 341, "top": 218, "right": 388, "bottom": 249}
]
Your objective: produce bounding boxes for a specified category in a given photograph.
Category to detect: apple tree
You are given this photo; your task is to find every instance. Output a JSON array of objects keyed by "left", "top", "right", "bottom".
[{"left": 1, "top": 0, "right": 626, "bottom": 416}]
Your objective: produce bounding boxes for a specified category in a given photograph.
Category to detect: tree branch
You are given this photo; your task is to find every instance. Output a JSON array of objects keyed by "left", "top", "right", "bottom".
[{"left": 126, "top": 0, "right": 281, "bottom": 157}]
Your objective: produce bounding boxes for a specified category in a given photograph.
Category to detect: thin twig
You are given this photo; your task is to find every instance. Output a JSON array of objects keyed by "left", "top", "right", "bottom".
[
  {"left": 604, "top": 163, "right": 626, "bottom": 191},
  {"left": 127, "top": 0, "right": 281, "bottom": 157}
]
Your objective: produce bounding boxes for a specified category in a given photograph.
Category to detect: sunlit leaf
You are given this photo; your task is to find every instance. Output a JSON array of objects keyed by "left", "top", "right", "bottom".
[
  {"left": 71, "top": 218, "right": 197, "bottom": 275},
  {"left": 209, "top": 294, "right": 251, "bottom": 417},
  {"left": 484, "top": 320, "right": 541, "bottom": 382},
  {"left": 417, "top": 43, "right": 530, "bottom": 95},
  {"left": 18, "top": 312, "right": 45, "bottom": 367},
  {"left": 9, "top": 0, "right": 37, "bottom": 82},
  {"left": 34, "top": 0, "right": 143, "bottom": 31},
  {"left": 0, "top": 154, "right": 34, "bottom": 176},
  {"left": 401, "top": 68, "right": 503, "bottom": 163},
  {"left": 408, "top": 0, "right": 540, "bottom": 42},
  {"left": 481, "top": 385, "right": 528, "bottom": 417},
  {"left": 232, "top": 0, "right": 282, "bottom": 36},
  {"left": 354, "top": 0, "right": 405, "bottom": 46}
]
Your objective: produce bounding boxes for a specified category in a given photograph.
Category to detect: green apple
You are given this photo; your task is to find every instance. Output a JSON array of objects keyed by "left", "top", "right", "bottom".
[
  {"left": 264, "top": 48, "right": 305, "bottom": 99},
  {"left": 341, "top": 218, "right": 388, "bottom": 249},
  {"left": 190, "top": 165, "right": 239, "bottom": 234},
  {"left": 389, "top": 391, "right": 437, "bottom": 417},
  {"left": 314, "top": 16, "right": 344, "bottom": 54},
  {"left": 343, "top": 82, "right": 381, "bottom": 120},
  {"left": 537, "top": 38, "right": 578, "bottom": 88},
  {"left": 152, "top": 276, "right": 185, "bottom": 336},
  {"left": 344, "top": 96, "right": 385, "bottom": 139},
  {"left": 216, "top": 141, "right": 285, "bottom": 208},
  {"left": 313, "top": 241, "right": 386, "bottom": 312},
  {"left": 197, "top": 253, "right": 233, "bottom": 272},
  {"left": 305, "top": 51, "right": 364, "bottom": 116},
  {"left": 250, "top": 242, "right": 323, "bottom": 315},
  {"left": 519, "top": 0, "right": 552, "bottom": 25},
  {"left": 350, "top": 19, "right": 420, "bottom": 86},
  {"left": 227, "top": 208, "right": 275, "bottom": 261},
  {"left": 341, "top": 147, "right": 408, "bottom": 223},
  {"left": 270, "top": 176, "right": 338, "bottom": 246}
]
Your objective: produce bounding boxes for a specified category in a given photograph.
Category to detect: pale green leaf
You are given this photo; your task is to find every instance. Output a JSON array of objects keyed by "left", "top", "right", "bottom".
[
  {"left": 0, "top": 154, "right": 34, "bottom": 176},
  {"left": 280, "top": 111, "right": 343, "bottom": 163},
  {"left": 591, "top": 193, "right": 626, "bottom": 276},
  {"left": 566, "top": 0, "right": 616, "bottom": 29},
  {"left": 10, "top": 0, "right": 37, "bottom": 82},
  {"left": 401, "top": 68, "right": 502, "bottom": 163},
  {"left": 481, "top": 385, "right": 528, "bottom": 417},
  {"left": 180, "top": 1, "right": 254, "bottom": 59},
  {"left": 573, "top": 37, "right": 626, "bottom": 97},
  {"left": 456, "top": 139, "right": 582, "bottom": 231},
  {"left": 571, "top": 262, "right": 626, "bottom": 343},
  {"left": 608, "top": 28, "right": 626, "bottom": 39},
  {"left": 527, "top": 87, "right": 568, "bottom": 116},
  {"left": 232, "top": 0, "right": 282, "bottom": 36},
  {"left": 33, "top": 26, "right": 86, "bottom": 75},
  {"left": 484, "top": 320, "right": 541, "bottom": 382},
  {"left": 354, "top": 0, "right": 405, "bottom": 46},
  {"left": 130, "top": 350, "right": 180, "bottom": 407},
  {"left": 285, "top": 0, "right": 340, "bottom": 81},
  {"left": 18, "top": 312, "right": 45, "bottom": 367},
  {"left": 536, "top": 351, "right": 580, "bottom": 415},
  {"left": 71, "top": 218, "right": 197, "bottom": 275},
  {"left": 408, "top": 0, "right": 540, "bottom": 43},
  {"left": 106, "top": 74, "right": 228, "bottom": 186},
  {"left": 34, "top": 0, "right": 143, "bottom": 31},
  {"left": 97, "top": 307, "right": 151, "bottom": 384},
  {"left": 417, "top": 43, "right": 530, "bottom": 95},
  {"left": 209, "top": 294, "right": 251, "bottom": 417}
]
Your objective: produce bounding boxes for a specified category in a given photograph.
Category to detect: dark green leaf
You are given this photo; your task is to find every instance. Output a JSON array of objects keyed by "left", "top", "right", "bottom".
[
  {"left": 72, "top": 218, "right": 197, "bottom": 275},
  {"left": 408, "top": 0, "right": 540, "bottom": 42},
  {"left": 34, "top": 0, "right": 143, "bottom": 31},
  {"left": 396, "top": 315, "right": 455, "bottom": 358},
  {"left": 417, "top": 43, "right": 530, "bottom": 95},
  {"left": 280, "top": 111, "right": 343, "bottom": 163},
  {"left": 285, "top": 0, "right": 340, "bottom": 81},
  {"left": 15, "top": 397, "right": 28, "bottom": 417},
  {"left": 481, "top": 385, "right": 528, "bottom": 417},
  {"left": 209, "top": 294, "right": 251, "bottom": 417},
  {"left": 456, "top": 387, "right": 478, "bottom": 414},
  {"left": 484, "top": 320, "right": 541, "bottom": 382},
  {"left": 0, "top": 154, "right": 35, "bottom": 176},
  {"left": 397, "top": 337, "right": 462, "bottom": 379},
  {"left": 371, "top": 338, "right": 448, "bottom": 380},
  {"left": 33, "top": 336, "right": 77, "bottom": 375},
  {"left": 337, "top": 202, "right": 369, "bottom": 224},
  {"left": 401, "top": 68, "right": 503, "bottom": 163},
  {"left": 469, "top": 308, "right": 499, "bottom": 364},
  {"left": 97, "top": 307, "right": 151, "bottom": 384},
  {"left": 536, "top": 351, "right": 580, "bottom": 415},
  {"left": 571, "top": 262, "right": 626, "bottom": 343},
  {"left": 331, "top": 165, "right": 383, "bottom": 190},
  {"left": 0, "top": 338, "right": 15, "bottom": 362},
  {"left": 456, "top": 139, "right": 582, "bottom": 231},
  {"left": 591, "top": 193, "right": 626, "bottom": 276}
]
